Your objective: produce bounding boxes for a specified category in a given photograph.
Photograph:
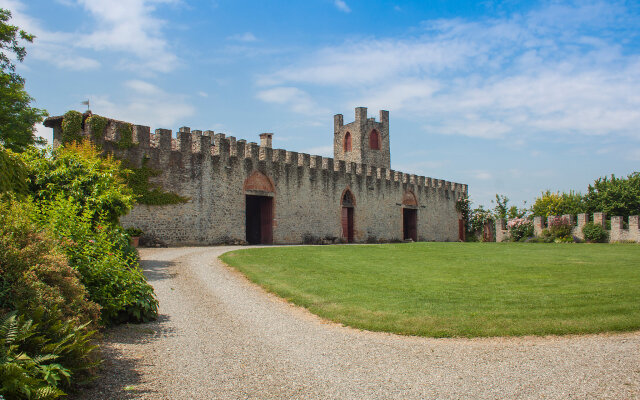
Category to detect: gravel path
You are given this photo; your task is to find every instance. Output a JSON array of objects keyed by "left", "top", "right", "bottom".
[{"left": 74, "top": 246, "right": 640, "bottom": 399}]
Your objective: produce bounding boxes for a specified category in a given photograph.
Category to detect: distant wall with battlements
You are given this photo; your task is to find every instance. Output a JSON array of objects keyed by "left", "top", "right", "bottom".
[
  {"left": 495, "top": 213, "right": 640, "bottom": 243},
  {"left": 45, "top": 109, "right": 467, "bottom": 245}
]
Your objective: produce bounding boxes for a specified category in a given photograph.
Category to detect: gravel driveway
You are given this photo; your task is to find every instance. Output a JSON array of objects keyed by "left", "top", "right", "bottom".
[{"left": 74, "top": 246, "right": 640, "bottom": 399}]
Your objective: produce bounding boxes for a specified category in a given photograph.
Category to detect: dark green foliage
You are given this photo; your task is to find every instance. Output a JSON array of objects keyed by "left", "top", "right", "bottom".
[
  {"left": 20, "top": 141, "right": 135, "bottom": 224},
  {"left": 125, "top": 158, "right": 189, "bottom": 205},
  {"left": 0, "top": 312, "right": 69, "bottom": 400},
  {"left": 117, "top": 123, "right": 134, "bottom": 149},
  {"left": 0, "top": 74, "right": 47, "bottom": 152},
  {"left": 0, "top": 9, "right": 47, "bottom": 152},
  {"left": 61, "top": 111, "right": 83, "bottom": 144},
  {"left": 584, "top": 172, "right": 640, "bottom": 218},
  {"left": 582, "top": 222, "right": 608, "bottom": 243},
  {"left": 125, "top": 227, "right": 143, "bottom": 237},
  {"left": 86, "top": 114, "right": 107, "bottom": 141},
  {"left": 531, "top": 190, "right": 586, "bottom": 217},
  {"left": 0, "top": 146, "right": 28, "bottom": 196}
]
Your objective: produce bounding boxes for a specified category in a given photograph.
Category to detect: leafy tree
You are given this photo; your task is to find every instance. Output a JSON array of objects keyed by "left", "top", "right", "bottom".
[
  {"left": 584, "top": 172, "right": 640, "bottom": 218},
  {"left": 492, "top": 194, "right": 509, "bottom": 219},
  {"left": 0, "top": 8, "right": 47, "bottom": 152},
  {"left": 531, "top": 190, "right": 585, "bottom": 217}
]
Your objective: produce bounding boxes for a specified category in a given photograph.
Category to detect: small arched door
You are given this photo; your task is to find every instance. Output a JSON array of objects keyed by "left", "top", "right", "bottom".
[{"left": 341, "top": 189, "right": 355, "bottom": 243}]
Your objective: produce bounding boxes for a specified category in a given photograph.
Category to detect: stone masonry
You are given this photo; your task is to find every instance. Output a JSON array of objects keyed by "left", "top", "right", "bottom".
[
  {"left": 496, "top": 213, "right": 640, "bottom": 243},
  {"left": 45, "top": 108, "right": 468, "bottom": 246}
]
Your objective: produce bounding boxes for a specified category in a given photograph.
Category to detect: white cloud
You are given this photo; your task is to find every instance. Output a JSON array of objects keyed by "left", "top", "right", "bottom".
[
  {"left": 33, "top": 123, "right": 51, "bottom": 145},
  {"left": 473, "top": 170, "right": 493, "bottom": 180},
  {"left": 228, "top": 32, "right": 257, "bottom": 42},
  {"left": 89, "top": 80, "right": 195, "bottom": 128},
  {"left": 0, "top": 0, "right": 178, "bottom": 73},
  {"left": 197, "top": 91, "right": 208, "bottom": 97},
  {"left": 256, "top": 86, "right": 328, "bottom": 116},
  {"left": 259, "top": 1, "right": 640, "bottom": 140},
  {"left": 334, "top": 0, "right": 351, "bottom": 13}
]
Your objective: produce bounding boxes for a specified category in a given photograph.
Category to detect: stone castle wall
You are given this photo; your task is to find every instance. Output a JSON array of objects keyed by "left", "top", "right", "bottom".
[
  {"left": 495, "top": 213, "right": 640, "bottom": 243},
  {"left": 47, "top": 111, "right": 467, "bottom": 245}
]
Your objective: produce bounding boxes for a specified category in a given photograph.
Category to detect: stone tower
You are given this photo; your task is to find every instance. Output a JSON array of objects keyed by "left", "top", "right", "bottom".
[{"left": 333, "top": 107, "right": 390, "bottom": 169}]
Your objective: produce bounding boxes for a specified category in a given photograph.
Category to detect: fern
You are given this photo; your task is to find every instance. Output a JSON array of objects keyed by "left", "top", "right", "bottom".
[{"left": 0, "top": 312, "right": 71, "bottom": 400}]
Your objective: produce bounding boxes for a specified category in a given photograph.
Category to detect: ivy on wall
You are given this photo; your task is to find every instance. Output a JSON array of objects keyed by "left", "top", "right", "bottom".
[
  {"left": 60, "top": 110, "right": 186, "bottom": 206},
  {"left": 61, "top": 110, "right": 83, "bottom": 143},
  {"left": 124, "top": 158, "right": 189, "bottom": 206},
  {"left": 86, "top": 114, "right": 107, "bottom": 141},
  {"left": 117, "top": 123, "right": 134, "bottom": 149}
]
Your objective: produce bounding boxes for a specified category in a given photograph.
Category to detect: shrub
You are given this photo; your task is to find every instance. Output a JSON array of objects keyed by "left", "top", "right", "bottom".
[
  {"left": 582, "top": 222, "right": 608, "bottom": 243},
  {"left": 548, "top": 216, "right": 573, "bottom": 240},
  {"left": 507, "top": 218, "right": 534, "bottom": 242},
  {"left": 125, "top": 227, "right": 143, "bottom": 237},
  {"left": 20, "top": 141, "right": 135, "bottom": 225},
  {"left": 34, "top": 197, "right": 158, "bottom": 325},
  {"left": 0, "top": 146, "right": 29, "bottom": 197},
  {"left": 0, "top": 198, "right": 100, "bottom": 327},
  {"left": 0, "top": 312, "right": 69, "bottom": 400}
]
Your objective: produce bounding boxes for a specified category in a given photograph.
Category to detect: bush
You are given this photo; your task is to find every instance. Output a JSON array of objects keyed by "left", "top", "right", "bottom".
[
  {"left": 0, "top": 199, "right": 99, "bottom": 398},
  {"left": 582, "top": 222, "right": 608, "bottom": 243},
  {"left": 20, "top": 141, "right": 135, "bottom": 225},
  {"left": 548, "top": 216, "right": 573, "bottom": 240},
  {"left": 34, "top": 197, "right": 158, "bottom": 325},
  {"left": 0, "top": 198, "right": 100, "bottom": 326},
  {"left": 507, "top": 218, "right": 534, "bottom": 242}
]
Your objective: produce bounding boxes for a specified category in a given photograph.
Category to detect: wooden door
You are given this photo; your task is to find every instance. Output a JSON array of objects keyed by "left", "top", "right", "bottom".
[
  {"left": 260, "top": 197, "right": 273, "bottom": 244},
  {"left": 342, "top": 207, "right": 354, "bottom": 243}
]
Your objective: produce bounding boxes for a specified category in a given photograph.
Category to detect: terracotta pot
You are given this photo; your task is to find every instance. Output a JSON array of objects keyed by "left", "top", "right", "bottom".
[{"left": 130, "top": 236, "right": 140, "bottom": 248}]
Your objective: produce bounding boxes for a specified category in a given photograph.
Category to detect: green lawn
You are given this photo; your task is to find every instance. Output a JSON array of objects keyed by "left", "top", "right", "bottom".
[{"left": 220, "top": 243, "right": 640, "bottom": 338}]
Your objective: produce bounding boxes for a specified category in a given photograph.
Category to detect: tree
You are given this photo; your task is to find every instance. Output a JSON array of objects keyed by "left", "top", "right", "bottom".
[
  {"left": 530, "top": 190, "right": 585, "bottom": 217},
  {"left": 584, "top": 172, "right": 640, "bottom": 218},
  {"left": 0, "top": 8, "right": 47, "bottom": 152}
]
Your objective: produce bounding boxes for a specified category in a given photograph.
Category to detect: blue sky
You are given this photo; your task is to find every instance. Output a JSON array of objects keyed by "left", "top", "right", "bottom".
[{"left": 2, "top": 0, "right": 639, "bottom": 208}]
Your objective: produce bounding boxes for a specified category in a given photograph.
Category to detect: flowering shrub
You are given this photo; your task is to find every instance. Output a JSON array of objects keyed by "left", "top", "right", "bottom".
[
  {"left": 548, "top": 216, "right": 574, "bottom": 240},
  {"left": 507, "top": 218, "right": 534, "bottom": 242}
]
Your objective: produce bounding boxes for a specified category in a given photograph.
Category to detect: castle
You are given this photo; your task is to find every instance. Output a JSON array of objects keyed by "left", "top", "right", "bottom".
[{"left": 45, "top": 107, "right": 468, "bottom": 245}]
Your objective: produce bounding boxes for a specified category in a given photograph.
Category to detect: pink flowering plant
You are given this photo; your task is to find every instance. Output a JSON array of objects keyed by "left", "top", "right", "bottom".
[{"left": 507, "top": 217, "right": 534, "bottom": 242}]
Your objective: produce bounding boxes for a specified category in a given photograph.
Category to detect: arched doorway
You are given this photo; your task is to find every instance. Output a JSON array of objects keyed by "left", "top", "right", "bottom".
[
  {"left": 244, "top": 171, "right": 275, "bottom": 244},
  {"left": 341, "top": 189, "right": 355, "bottom": 243},
  {"left": 402, "top": 191, "right": 418, "bottom": 242}
]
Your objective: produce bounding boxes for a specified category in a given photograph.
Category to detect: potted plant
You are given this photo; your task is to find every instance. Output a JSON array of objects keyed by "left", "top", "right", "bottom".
[{"left": 125, "top": 227, "right": 144, "bottom": 247}]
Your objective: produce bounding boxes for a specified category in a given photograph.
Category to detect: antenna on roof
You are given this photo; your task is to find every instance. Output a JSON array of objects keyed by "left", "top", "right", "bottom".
[{"left": 81, "top": 99, "right": 90, "bottom": 112}]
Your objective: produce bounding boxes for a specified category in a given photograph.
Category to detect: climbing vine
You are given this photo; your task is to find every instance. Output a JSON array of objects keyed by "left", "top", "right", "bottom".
[
  {"left": 117, "top": 123, "right": 134, "bottom": 149},
  {"left": 61, "top": 110, "right": 83, "bottom": 143},
  {"left": 124, "top": 158, "right": 189, "bottom": 205},
  {"left": 86, "top": 114, "right": 108, "bottom": 141}
]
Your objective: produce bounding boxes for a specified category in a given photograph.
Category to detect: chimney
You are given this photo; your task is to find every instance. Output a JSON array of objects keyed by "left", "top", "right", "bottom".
[{"left": 259, "top": 133, "right": 273, "bottom": 148}]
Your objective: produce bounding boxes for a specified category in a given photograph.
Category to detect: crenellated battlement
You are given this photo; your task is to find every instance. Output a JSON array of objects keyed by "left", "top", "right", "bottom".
[
  {"left": 45, "top": 114, "right": 467, "bottom": 196},
  {"left": 495, "top": 213, "right": 640, "bottom": 243}
]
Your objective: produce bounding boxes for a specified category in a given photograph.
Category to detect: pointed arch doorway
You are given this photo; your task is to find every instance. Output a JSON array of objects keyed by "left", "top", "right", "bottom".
[
  {"left": 244, "top": 171, "right": 275, "bottom": 245},
  {"left": 341, "top": 189, "right": 355, "bottom": 243}
]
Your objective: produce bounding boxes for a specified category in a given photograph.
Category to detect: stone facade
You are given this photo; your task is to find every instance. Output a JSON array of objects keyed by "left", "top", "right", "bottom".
[
  {"left": 45, "top": 107, "right": 467, "bottom": 246},
  {"left": 496, "top": 213, "right": 640, "bottom": 243}
]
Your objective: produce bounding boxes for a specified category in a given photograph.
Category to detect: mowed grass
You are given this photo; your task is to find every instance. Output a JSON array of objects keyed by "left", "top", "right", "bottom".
[{"left": 220, "top": 243, "right": 640, "bottom": 338}]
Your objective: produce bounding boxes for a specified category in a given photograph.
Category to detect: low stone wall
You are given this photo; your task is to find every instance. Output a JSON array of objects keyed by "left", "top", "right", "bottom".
[{"left": 495, "top": 213, "right": 640, "bottom": 243}]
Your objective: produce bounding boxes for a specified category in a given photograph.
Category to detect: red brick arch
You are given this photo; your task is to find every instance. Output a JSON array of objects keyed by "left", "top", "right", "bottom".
[
  {"left": 343, "top": 132, "right": 352, "bottom": 152},
  {"left": 341, "top": 187, "right": 356, "bottom": 207},
  {"left": 243, "top": 170, "right": 275, "bottom": 193},
  {"left": 369, "top": 129, "right": 380, "bottom": 150},
  {"left": 402, "top": 190, "right": 418, "bottom": 206}
]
